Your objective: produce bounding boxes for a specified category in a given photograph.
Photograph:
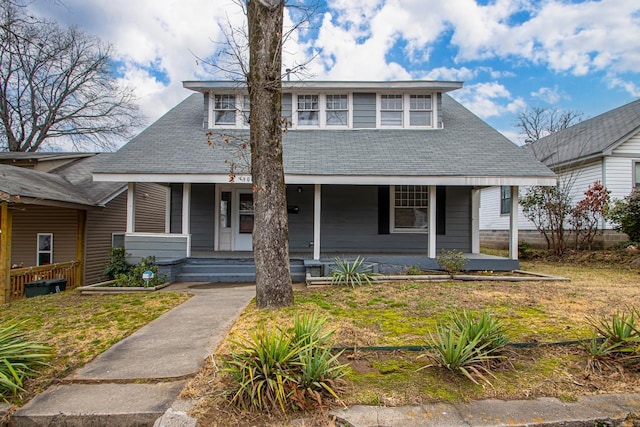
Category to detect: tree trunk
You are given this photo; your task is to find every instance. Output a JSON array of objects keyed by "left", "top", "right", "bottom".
[{"left": 247, "top": 0, "right": 293, "bottom": 309}]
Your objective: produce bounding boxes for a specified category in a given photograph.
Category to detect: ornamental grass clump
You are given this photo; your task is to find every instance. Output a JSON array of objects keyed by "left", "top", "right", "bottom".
[
  {"left": 330, "top": 256, "right": 375, "bottom": 288},
  {"left": 0, "top": 323, "right": 52, "bottom": 401},
  {"left": 223, "top": 314, "right": 347, "bottom": 414},
  {"left": 584, "top": 308, "right": 640, "bottom": 372},
  {"left": 423, "top": 310, "right": 508, "bottom": 386}
]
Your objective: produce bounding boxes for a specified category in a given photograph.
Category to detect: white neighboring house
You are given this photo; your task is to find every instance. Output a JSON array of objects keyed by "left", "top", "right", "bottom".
[{"left": 480, "top": 98, "right": 640, "bottom": 248}]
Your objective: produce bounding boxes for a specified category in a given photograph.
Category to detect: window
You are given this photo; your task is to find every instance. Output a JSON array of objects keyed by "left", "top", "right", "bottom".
[
  {"left": 111, "top": 233, "right": 125, "bottom": 248},
  {"left": 380, "top": 95, "right": 403, "bottom": 126},
  {"left": 213, "top": 94, "right": 236, "bottom": 125},
  {"left": 242, "top": 95, "right": 250, "bottom": 126},
  {"left": 392, "top": 185, "right": 429, "bottom": 232},
  {"left": 635, "top": 162, "right": 640, "bottom": 189},
  {"left": 500, "top": 186, "right": 512, "bottom": 215},
  {"left": 409, "top": 95, "right": 432, "bottom": 126},
  {"left": 297, "top": 94, "right": 319, "bottom": 126},
  {"left": 326, "top": 94, "right": 348, "bottom": 126},
  {"left": 37, "top": 233, "right": 53, "bottom": 266}
]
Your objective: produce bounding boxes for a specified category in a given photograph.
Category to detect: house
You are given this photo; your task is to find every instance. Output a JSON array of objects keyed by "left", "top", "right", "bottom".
[
  {"left": 92, "top": 80, "right": 555, "bottom": 280},
  {"left": 0, "top": 153, "right": 166, "bottom": 303},
  {"left": 480, "top": 98, "right": 640, "bottom": 248}
]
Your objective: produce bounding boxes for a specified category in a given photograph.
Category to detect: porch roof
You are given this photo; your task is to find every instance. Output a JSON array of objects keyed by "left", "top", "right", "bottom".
[{"left": 94, "top": 93, "right": 556, "bottom": 186}]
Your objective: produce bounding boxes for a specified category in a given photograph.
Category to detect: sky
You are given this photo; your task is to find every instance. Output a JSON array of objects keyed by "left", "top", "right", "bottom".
[{"left": 28, "top": 0, "right": 640, "bottom": 146}]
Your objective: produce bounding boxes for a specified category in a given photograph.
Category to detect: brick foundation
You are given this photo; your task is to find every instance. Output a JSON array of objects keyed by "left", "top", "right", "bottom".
[{"left": 480, "top": 230, "right": 629, "bottom": 250}]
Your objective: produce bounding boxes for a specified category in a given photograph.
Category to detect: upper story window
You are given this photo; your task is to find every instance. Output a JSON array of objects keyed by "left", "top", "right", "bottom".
[
  {"left": 378, "top": 93, "right": 435, "bottom": 128},
  {"left": 500, "top": 186, "right": 511, "bottom": 215},
  {"left": 213, "top": 94, "right": 236, "bottom": 125},
  {"left": 326, "top": 94, "right": 348, "bottom": 126},
  {"left": 297, "top": 94, "right": 319, "bottom": 126},
  {"left": 410, "top": 95, "right": 432, "bottom": 126},
  {"left": 380, "top": 95, "right": 403, "bottom": 126},
  {"left": 391, "top": 185, "right": 429, "bottom": 233}
]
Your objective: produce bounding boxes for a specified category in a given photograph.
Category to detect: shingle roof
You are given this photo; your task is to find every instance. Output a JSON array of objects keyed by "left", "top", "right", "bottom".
[
  {"left": 0, "top": 154, "right": 125, "bottom": 207},
  {"left": 527, "top": 98, "right": 640, "bottom": 168},
  {"left": 95, "top": 93, "right": 554, "bottom": 180}
]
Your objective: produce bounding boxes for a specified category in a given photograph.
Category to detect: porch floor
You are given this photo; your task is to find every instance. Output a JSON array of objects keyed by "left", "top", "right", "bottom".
[{"left": 188, "top": 251, "right": 518, "bottom": 272}]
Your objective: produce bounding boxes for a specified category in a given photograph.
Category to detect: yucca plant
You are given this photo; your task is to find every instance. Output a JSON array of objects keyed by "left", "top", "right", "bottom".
[
  {"left": 451, "top": 310, "right": 509, "bottom": 351},
  {"left": 224, "top": 327, "right": 300, "bottom": 413},
  {"left": 585, "top": 309, "right": 640, "bottom": 371},
  {"left": 224, "top": 315, "right": 347, "bottom": 413},
  {"left": 423, "top": 311, "right": 507, "bottom": 386},
  {"left": 330, "top": 256, "right": 375, "bottom": 288},
  {"left": 0, "top": 323, "right": 52, "bottom": 401},
  {"left": 587, "top": 309, "right": 639, "bottom": 344}
]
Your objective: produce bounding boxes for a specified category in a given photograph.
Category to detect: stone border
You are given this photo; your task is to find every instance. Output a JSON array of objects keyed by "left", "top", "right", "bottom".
[
  {"left": 77, "top": 280, "right": 171, "bottom": 295},
  {"left": 306, "top": 269, "right": 569, "bottom": 286}
]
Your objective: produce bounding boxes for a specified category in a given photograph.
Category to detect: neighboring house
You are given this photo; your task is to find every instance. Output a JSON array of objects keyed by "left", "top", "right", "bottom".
[
  {"left": 93, "top": 80, "right": 555, "bottom": 279},
  {"left": 0, "top": 153, "right": 166, "bottom": 303},
  {"left": 480, "top": 98, "right": 640, "bottom": 248}
]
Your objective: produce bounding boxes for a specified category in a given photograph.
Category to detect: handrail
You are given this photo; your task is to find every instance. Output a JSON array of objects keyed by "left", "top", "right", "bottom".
[{"left": 9, "top": 260, "right": 80, "bottom": 302}]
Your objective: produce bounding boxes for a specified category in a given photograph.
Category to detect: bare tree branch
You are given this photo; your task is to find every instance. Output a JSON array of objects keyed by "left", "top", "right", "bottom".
[
  {"left": 0, "top": 0, "right": 144, "bottom": 152},
  {"left": 516, "top": 106, "right": 584, "bottom": 143}
]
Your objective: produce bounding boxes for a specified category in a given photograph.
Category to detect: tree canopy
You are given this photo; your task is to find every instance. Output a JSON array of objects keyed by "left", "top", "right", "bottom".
[{"left": 0, "top": 0, "right": 142, "bottom": 152}]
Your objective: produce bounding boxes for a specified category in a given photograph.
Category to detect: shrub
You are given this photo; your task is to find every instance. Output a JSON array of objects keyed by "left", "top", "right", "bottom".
[
  {"left": 608, "top": 189, "right": 640, "bottom": 242},
  {"left": 435, "top": 249, "right": 468, "bottom": 274},
  {"left": 423, "top": 311, "right": 507, "bottom": 386},
  {"left": 114, "top": 256, "right": 166, "bottom": 287},
  {"left": 569, "top": 181, "right": 610, "bottom": 250},
  {"left": 224, "top": 314, "right": 347, "bottom": 413},
  {"left": 405, "top": 264, "right": 422, "bottom": 275},
  {"left": 103, "top": 247, "right": 131, "bottom": 280},
  {"left": 0, "top": 323, "right": 52, "bottom": 401},
  {"left": 330, "top": 256, "right": 375, "bottom": 287}
]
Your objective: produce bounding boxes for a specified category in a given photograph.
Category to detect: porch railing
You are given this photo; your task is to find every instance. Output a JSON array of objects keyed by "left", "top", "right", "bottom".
[{"left": 9, "top": 260, "right": 80, "bottom": 302}]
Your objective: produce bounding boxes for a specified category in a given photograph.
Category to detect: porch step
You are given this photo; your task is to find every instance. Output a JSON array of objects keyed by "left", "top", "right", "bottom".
[{"left": 175, "top": 258, "right": 305, "bottom": 283}]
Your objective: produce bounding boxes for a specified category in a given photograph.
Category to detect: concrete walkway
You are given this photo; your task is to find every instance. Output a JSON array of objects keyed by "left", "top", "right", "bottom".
[{"left": 9, "top": 283, "right": 255, "bottom": 427}]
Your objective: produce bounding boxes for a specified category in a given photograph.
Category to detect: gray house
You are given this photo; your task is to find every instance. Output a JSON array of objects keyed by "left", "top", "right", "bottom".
[{"left": 93, "top": 80, "right": 555, "bottom": 280}]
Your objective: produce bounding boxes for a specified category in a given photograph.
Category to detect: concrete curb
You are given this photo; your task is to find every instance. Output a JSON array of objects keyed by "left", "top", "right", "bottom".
[{"left": 330, "top": 393, "right": 640, "bottom": 427}]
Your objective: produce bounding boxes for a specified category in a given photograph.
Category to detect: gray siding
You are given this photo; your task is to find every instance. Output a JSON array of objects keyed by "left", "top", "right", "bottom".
[
  {"left": 190, "top": 183, "right": 215, "bottom": 250},
  {"left": 134, "top": 183, "right": 167, "bottom": 233},
  {"left": 286, "top": 185, "right": 471, "bottom": 254},
  {"left": 353, "top": 93, "right": 376, "bottom": 129},
  {"left": 125, "top": 234, "right": 188, "bottom": 263},
  {"left": 170, "top": 184, "right": 183, "bottom": 233},
  {"left": 282, "top": 93, "right": 292, "bottom": 123}
]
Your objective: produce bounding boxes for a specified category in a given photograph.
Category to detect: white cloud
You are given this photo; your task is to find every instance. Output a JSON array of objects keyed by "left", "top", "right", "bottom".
[
  {"left": 452, "top": 82, "right": 526, "bottom": 119},
  {"left": 530, "top": 86, "right": 563, "bottom": 104},
  {"left": 608, "top": 76, "right": 640, "bottom": 98}
]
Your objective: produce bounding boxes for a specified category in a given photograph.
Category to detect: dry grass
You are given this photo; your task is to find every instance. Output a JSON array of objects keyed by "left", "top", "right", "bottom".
[
  {"left": 0, "top": 290, "right": 191, "bottom": 405},
  {"left": 188, "top": 253, "right": 640, "bottom": 426}
]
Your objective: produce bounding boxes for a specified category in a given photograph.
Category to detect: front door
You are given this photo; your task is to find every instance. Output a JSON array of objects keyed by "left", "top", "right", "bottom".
[{"left": 235, "top": 190, "right": 254, "bottom": 251}]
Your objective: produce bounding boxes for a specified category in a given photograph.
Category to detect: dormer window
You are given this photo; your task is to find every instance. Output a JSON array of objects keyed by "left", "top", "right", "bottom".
[
  {"left": 378, "top": 93, "right": 436, "bottom": 128},
  {"left": 213, "top": 94, "right": 236, "bottom": 125},
  {"left": 326, "top": 94, "right": 348, "bottom": 126},
  {"left": 409, "top": 95, "right": 432, "bottom": 126},
  {"left": 380, "top": 95, "right": 403, "bottom": 126},
  {"left": 297, "top": 94, "right": 319, "bottom": 126}
]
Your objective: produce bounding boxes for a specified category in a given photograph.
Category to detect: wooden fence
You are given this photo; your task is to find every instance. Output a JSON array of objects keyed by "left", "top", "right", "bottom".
[{"left": 9, "top": 260, "right": 80, "bottom": 302}]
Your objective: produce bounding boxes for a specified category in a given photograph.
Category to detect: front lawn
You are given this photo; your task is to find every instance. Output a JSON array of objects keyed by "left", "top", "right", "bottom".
[
  {"left": 188, "top": 257, "right": 640, "bottom": 426},
  {"left": 0, "top": 291, "right": 190, "bottom": 405}
]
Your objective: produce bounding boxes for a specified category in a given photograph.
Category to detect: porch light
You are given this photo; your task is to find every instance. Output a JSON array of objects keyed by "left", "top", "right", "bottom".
[{"left": 297, "top": 186, "right": 303, "bottom": 193}]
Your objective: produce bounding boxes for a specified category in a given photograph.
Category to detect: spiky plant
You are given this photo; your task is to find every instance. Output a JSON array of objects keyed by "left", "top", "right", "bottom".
[{"left": 330, "top": 256, "right": 375, "bottom": 288}]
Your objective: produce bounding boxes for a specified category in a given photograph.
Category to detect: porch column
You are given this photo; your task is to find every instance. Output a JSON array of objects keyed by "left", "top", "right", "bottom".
[
  {"left": 76, "top": 210, "right": 87, "bottom": 288},
  {"left": 509, "top": 186, "right": 519, "bottom": 260},
  {"left": 428, "top": 185, "right": 436, "bottom": 258},
  {"left": 126, "top": 182, "right": 136, "bottom": 233},
  {"left": 471, "top": 188, "right": 480, "bottom": 254},
  {"left": 182, "top": 183, "right": 191, "bottom": 257},
  {"left": 0, "top": 202, "right": 12, "bottom": 304},
  {"left": 313, "top": 184, "right": 321, "bottom": 260}
]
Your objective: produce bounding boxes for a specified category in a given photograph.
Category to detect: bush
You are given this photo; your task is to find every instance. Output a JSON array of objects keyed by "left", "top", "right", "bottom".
[
  {"left": 330, "top": 256, "right": 375, "bottom": 287},
  {"left": 103, "top": 247, "right": 131, "bottom": 280},
  {"left": 114, "top": 256, "right": 166, "bottom": 287},
  {"left": 224, "top": 314, "right": 347, "bottom": 413},
  {"left": 608, "top": 189, "right": 640, "bottom": 242},
  {"left": 0, "top": 323, "right": 52, "bottom": 401},
  {"left": 435, "top": 249, "right": 468, "bottom": 273},
  {"left": 423, "top": 310, "right": 507, "bottom": 386}
]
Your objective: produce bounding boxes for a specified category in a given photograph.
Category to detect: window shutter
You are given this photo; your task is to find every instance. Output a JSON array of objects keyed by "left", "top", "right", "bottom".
[
  {"left": 378, "top": 186, "right": 390, "bottom": 234},
  {"left": 436, "top": 186, "right": 446, "bottom": 235}
]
